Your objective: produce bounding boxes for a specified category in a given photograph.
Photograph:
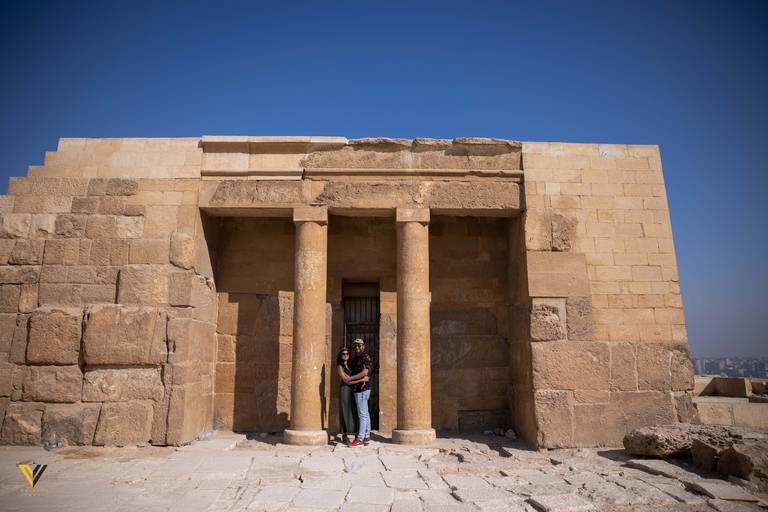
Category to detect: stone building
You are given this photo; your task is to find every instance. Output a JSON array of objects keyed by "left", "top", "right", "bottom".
[{"left": 0, "top": 136, "right": 695, "bottom": 448}]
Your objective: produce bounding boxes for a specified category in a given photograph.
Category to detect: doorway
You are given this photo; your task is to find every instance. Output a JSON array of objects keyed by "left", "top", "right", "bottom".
[{"left": 342, "top": 282, "right": 380, "bottom": 430}]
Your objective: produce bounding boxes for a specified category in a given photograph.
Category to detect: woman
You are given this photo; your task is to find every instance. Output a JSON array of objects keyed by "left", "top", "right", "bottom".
[{"left": 336, "top": 347, "right": 366, "bottom": 443}]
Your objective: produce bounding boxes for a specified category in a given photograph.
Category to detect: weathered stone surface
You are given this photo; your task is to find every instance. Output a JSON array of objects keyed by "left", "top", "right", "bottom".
[
  {"left": 128, "top": 239, "right": 169, "bottom": 264},
  {"left": 105, "top": 178, "right": 140, "bottom": 196},
  {"left": 170, "top": 232, "right": 195, "bottom": 269},
  {"left": 116, "top": 265, "right": 169, "bottom": 304},
  {"left": 93, "top": 401, "right": 154, "bottom": 446},
  {"left": 8, "top": 240, "right": 45, "bottom": 265},
  {"left": 430, "top": 308, "right": 496, "bottom": 336},
  {"left": 0, "top": 284, "right": 20, "bottom": 313},
  {"left": 82, "top": 367, "right": 164, "bottom": 402},
  {"left": 532, "top": 341, "right": 609, "bottom": 390},
  {"left": 0, "top": 402, "right": 44, "bottom": 445},
  {"left": 0, "top": 265, "right": 40, "bottom": 284},
  {"left": 9, "top": 314, "right": 29, "bottom": 364},
  {"left": 714, "top": 378, "right": 752, "bottom": 398},
  {"left": 83, "top": 304, "right": 167, "bottom": 364},
  {"left": 551, "top": 212, "right": 577, "bottom": 252},
  {"left": 55, "top": 213, "right": 87, "bottom": 238},
  {"left": 692, "top": 439, "right": 721, "bottom": 471},
  {"left": 530, "top": 304, "right": 564, "bottom": 341},
  {"left": 0, "top": 362, "right": 13, "bottom": 397},
  {"left": 0, "top": 213, "right": 31, "bottom": 239},
  {"left": 623, "top": 423, "right": 768, "bottom": 458},
  {"left": 41, "top": 403, "right": 101, "bottom": 445},
  {"left": 528, "top": 494, "right": 595, "bottom": 511},
  {"left": 687, "top": 481, "right": 760, "bottom": 502},
  {"left": 718, "top": 441, "right": 768, "bottom": 493},
  {"left": 566, "top": 297, "right": 594, "bottom": 341},
  {"left": 26, "top": 307, "right": 83, "bottom": 364},
  {"left": 534, "top": 390, "right": 574, "bottom": 448},
  {"left": 22, "top": 365, "right": 83, "bottom": 403},
  {"left": 0, "top": 313, "right": 15, "bottom": 352}
]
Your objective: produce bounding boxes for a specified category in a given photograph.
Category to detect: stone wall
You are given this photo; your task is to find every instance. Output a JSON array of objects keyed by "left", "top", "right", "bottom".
[
  {"left": 514, "top": 142, "right": 695, "bottom": 448},
  {"left": 0, "top": 138, "right": 216, "bottom": 446},
  {"left": 0, "top": 136, "right": 694, "bottom": 449}
]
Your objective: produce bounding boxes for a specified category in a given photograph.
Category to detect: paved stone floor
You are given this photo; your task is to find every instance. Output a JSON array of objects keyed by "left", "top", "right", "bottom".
[{"left": 0, "top": 432, "right": 766, "bottom": 512}]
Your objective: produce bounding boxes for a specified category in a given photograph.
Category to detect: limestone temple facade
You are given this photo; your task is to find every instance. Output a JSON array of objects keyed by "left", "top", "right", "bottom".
[{"left": 0, "top": 137, "right": 695, "bottom": 448}]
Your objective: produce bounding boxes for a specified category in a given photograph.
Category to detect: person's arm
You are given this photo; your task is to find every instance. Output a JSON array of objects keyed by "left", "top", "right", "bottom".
[
  {"left": 348, "top": 375, "right": 370, "bottom": 385},
  {"left": 348, "top": 355, "right": 371, "bottom": 381},
  {"left": 337, "top": 364, "right": 351, "bottom": 383}
]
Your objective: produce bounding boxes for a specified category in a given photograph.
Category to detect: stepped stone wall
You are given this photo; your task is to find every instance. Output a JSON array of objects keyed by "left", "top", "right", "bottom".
[{"left": 0, "top": 136, "right": 694, "bottom": 448}]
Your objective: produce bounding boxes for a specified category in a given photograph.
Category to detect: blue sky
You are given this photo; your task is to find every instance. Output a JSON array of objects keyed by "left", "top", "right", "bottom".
[{"left": 1, "top": 1, "right": 766, "bottom": 358}]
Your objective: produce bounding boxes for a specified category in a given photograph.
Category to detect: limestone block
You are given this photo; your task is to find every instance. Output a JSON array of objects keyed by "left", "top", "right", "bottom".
[
  {"left": 26, "top": 307, "right": 83, "bottom": 364},
  {"left": 71, "top": 196, "right": 100, "bottom": 214},
  {"left": 41, "top": 403, "right": 101, "bottom": 446},
  {"left": 169, "top": 232, "right": 195, "bottom": 269},
  {"left": 692, "top": 439, "right": 720, "bottom": 471},
  {"left": 129, "top": 239, "right": 170, "bottom": 264},
  {"left": 566, "top": 297, "right": 595, "bottom": 341},
  {"left": 8, "top": 241, "right": 44, "bottom": 265},
  {"left": 83, "top": 304, "right": 167, "bottom": 365},
  {"left": 575, "top": 391, "right": 676, "bottom": 447},
  {"left": 0, "top": 361, "right": 13, "bottom": 397},
  {"left": 92, "top": 401, "right": 154, "bottom": 446},
  {"left": 82, "top": 367, "right": 164, "bottom": 402},
  {"left": 55, "top": 214, "right": 87, "bottom": 238},
  {"left": 534, "top": 390, "right": 574, "bottom": 448},
  {"left": 22, "top": 365, "right": 83, "bottom": 402},
  {"left": 531, "top": 341, "right": 610, "bottom": 390},
  {"left": 718, "top": 442, "right": 768, "bottom": 492},
  {"left": 0, "top": 284, "right": 20, "bottom": 313},
  {"left": 85, "top": 215, "right": 117, "bottom": 239},
  {"left": 216, "top": 334, "right": 235, "bottom": 362},
  {"left": 0, "top": 213, "right": 31, "bottom": 238},
  {"left": 115, "top": 216, "right": 144, "bottom": 239},
  {"left": 105, "top": 178, "right": 140, "bottom": 196},
  {"left": 0, "top": 313, "right": 15, "bottom": 352},
  {"left": 9, "top": 314, "right": 30, "bottom": 364},
  {"left": 0, "top": 240, "right": 14, "bottom": 264},
  {"left": 144, "top": 205, "right": 178, "bottom": 238},
  {"left": 169, "top": 270, "right": 194, "bottom": 307},
  {"left": 524, "top": 209, "right": 552, "bottom": 251},
  {"left": 29, "top": 215, "right": 56, "bottom": 239},
  {"left": 430, "top": 308, "right": 497, "bottom": 336},
  {"left": 530, "top": 303, "right": 565, "bottom": 342},
  {"left": 97, "top": 196, "right": 126, "bottom": 215},
  {"left": 117, "top": 265, "right": 169, "bottom": 305},
  {"left": 18, "top": 284, "right": 38, "bottom": 313},
  {"left": 551, "top": 212, "right": 577, "bottom": 252},
  {"left": 714, "top": 378, "right": 752, "bottom": 398},
  {"left": 674, "top": 392, "right": 701, "bottom": 424},
  {"left": 0, "top": 402, "right": 44, "bottom": 445}
]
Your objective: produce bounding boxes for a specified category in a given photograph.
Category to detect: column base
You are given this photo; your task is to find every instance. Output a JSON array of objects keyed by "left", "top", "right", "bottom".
[
  {"left": 392, "top": 429, "right": 436, "bottom": 445},
  {"left": 283, "top": 429, "right": 328, "bottom": 445}
]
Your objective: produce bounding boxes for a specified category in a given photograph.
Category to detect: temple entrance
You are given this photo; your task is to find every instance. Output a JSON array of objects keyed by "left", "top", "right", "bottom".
[{"left": 342, "top": 282, "right": 380, "bottom": 430}]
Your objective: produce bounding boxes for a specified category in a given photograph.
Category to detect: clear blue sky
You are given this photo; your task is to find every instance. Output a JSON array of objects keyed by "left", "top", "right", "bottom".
[{"left": 1, "top": 1, "right": 766, "bottom": 358}]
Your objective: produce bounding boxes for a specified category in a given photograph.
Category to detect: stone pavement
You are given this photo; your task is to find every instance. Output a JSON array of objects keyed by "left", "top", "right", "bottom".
[{"left": 0, "top": 432, "right": 766, "bottom": 512}]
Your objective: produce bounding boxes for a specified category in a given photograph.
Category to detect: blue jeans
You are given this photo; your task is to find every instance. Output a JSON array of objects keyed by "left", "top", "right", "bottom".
[{"left": 354, "top": 390, "right": 371, "bottom": 441}]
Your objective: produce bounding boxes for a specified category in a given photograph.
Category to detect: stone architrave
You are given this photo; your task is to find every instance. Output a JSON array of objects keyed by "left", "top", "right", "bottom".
[
  {"left": 284, "top": 207, "right": 329, "bottom": 445},
  {"left": 393, "top": 207, "right": 436, "bottom": 445}
]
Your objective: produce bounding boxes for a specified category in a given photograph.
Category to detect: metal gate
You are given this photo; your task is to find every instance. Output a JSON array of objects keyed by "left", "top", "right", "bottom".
[{"left": 343, "top": 289, "right": 380, "bottom": 430}]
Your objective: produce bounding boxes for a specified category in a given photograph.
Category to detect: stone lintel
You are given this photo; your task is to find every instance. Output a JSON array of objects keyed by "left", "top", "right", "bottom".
[
  {"left": 293, "top": 206, "right": 328, "bottom": 224},
  {"left": 396, "top": 207, "right": 430, "bottom": 224}
]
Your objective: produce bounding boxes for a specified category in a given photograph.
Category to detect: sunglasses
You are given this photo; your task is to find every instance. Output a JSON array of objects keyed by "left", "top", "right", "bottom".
[{"left": 341, "top": 352, "right": 350, "bottom": 356}]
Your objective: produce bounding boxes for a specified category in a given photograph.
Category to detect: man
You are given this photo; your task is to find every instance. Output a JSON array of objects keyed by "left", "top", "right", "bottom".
[{"left": 347, "top": 338, "right": 372, "bottom": 447}]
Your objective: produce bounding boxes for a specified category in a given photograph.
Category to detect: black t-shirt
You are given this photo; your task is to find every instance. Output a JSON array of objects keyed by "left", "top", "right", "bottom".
[{"left": 352, "top": 352, "right": 372, "bottom": 392}]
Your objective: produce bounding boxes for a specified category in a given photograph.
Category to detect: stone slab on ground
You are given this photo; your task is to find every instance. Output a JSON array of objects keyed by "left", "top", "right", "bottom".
[
  {"left": 707, "top": 498, "right": 760, "bottom": 512},
  {"left": 290, "top": 487, "right": 347, "bottom": 508},
  {"left": 502, "top": 469, "right": 566, "bottom": 484},
  {"left": 443, "top": 474, "right": 490, "bottom": 489},
  {"left": 626, "top": 458, "right": 706, "bottom": 480},
  {"left": 346, "top": 485, "right": 395, "bottom": 504},
  {"left": 452, "top": 487, "right": 515, "bottom": 502},
  {"left": 528, "top": 494, "right": 595, "bottom": 511},
  {"left": 686, "top": 481, "right": 760, "bottom": 502}
]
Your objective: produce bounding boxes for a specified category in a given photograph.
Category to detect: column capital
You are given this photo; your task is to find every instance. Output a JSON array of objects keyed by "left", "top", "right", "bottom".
[
  {"left": 396, "top": 207, "right": 430, "bottom": 224},
  {"left": 294, "top": 206, "right": 328, "bottom": 224}
]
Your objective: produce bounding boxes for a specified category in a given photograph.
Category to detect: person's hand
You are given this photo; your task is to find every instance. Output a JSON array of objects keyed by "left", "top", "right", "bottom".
[{"left": 362, "top": 376, "right": 370, "bottom": 382}]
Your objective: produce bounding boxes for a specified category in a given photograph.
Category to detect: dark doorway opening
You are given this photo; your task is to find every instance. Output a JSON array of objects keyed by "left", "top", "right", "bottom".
[{"left": 342, "top": 282, "right": 380, "bottom": 430}]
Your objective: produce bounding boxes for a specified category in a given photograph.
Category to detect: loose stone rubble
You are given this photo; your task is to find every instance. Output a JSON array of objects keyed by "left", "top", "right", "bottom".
[{"left": 1, "top": 432, "right": 766, "bottom": 512}]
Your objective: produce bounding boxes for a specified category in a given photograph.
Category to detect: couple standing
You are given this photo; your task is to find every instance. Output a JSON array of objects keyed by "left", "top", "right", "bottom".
[{"left": 337, "top": 338, "right": 372, "bottom": 447}]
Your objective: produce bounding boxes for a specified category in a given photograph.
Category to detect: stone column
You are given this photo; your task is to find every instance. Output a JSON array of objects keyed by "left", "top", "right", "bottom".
[
  {"left": 284, "top": 207, "right": 329, "bottom": 445},
  {"left": 392, "top": 207, "right": 436, "bottom": 444}
]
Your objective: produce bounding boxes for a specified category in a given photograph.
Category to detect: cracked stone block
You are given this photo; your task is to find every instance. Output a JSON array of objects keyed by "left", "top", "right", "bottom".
[
  {"left": 531, "top": 304, "right": 565, "bottom": 341},
  {"left": 452, "top": 487, "right": 515, "bottom": 502},
  {"left": 42, "top": 403, "right": 101, "bottom": 446},
  {"left": 92, "top": 401, "right": 154, "bottom": 446},
  {"left": 0, "top": 402, "right": 44, "bottom": 445},
  {"left": 443, "top": 474, "right": 489, "bottom": 489}
]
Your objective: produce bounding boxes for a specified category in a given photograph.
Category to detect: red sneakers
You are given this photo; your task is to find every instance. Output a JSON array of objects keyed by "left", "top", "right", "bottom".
[
  {"left": 347, "top": 439, "right": 364, "bottom": 447},
  {"left": 363, "top": 437, "right": 370, "bottom": 445}
]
